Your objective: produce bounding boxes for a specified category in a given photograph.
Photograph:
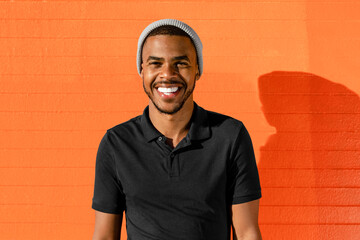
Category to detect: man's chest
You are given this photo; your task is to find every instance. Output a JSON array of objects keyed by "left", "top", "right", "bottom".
[{"left": 112, "top": 139, "right": 230, "bottom": 207}]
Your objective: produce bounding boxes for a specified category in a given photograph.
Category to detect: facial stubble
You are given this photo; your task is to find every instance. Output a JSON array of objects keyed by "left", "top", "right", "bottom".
[{"left": 142, "top": 76, "right": 196, "bottom": 115}]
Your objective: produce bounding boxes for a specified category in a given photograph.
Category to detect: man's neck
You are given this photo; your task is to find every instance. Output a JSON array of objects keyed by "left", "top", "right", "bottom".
[{"left": 149, "top": 100, "right": 194, "bottom": 148}]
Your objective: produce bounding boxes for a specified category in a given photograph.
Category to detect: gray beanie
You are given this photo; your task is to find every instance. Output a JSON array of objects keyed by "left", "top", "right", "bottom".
[{"left": 137, "top": 19, "right": 203, "bottom": 76}]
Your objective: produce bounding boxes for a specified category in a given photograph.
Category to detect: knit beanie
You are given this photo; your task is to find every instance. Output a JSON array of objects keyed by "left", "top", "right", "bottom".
[{"left": 136, "top": 19, "right": 203, "bottom": 76}]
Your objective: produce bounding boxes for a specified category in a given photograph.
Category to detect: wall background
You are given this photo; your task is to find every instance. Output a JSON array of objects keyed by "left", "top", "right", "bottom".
[{"left": 0, "top": 0, "right": 359, "bottom": 239}]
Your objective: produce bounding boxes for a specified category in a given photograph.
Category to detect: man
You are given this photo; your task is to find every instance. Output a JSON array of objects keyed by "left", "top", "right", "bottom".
[{"left": 92, "top": 19, "right": 262, "bottom": 240}]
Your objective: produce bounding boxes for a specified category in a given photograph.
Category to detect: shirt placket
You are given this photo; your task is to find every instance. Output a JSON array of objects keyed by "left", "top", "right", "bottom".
[{"left": 156, "top": 135, "right": 191, "bottom": 178}]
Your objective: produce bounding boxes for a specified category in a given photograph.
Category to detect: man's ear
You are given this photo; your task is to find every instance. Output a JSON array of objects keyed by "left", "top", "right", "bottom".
[
  {"left": 140, "top": 63, "right": 144, "bottom": 78},
  {"left": 195, "top": 70, "right": 200, "bottom": 81}
]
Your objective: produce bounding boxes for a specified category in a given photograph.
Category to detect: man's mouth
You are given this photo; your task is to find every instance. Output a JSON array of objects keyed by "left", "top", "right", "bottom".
[
  {"left": 155, "top": 85, "right": 182, "bottom": 99},
  {"left": 157, "top": 87, "right": 180, "bottom": 95}
]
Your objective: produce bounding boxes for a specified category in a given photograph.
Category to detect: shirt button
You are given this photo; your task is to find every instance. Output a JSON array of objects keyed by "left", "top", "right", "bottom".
[
  {"left": 158, "top": 136, "right": 163, "bottom": 141},
  {"left": 170, "top": 153, "right": 175, "bottom": 158}
]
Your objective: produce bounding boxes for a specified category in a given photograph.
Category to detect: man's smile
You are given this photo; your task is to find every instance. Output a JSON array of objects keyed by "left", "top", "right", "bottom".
[
  {"left": 157, "top": 86, "right": 179, "bottom": 94},
  {"left": 155, "top": 86, "right": 183, "bottom": 99}
]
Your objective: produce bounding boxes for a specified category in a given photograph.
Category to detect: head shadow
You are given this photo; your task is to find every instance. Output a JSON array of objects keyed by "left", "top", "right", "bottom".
[{"left": 257, "top": 71, "right": 360, "bottom": 236}]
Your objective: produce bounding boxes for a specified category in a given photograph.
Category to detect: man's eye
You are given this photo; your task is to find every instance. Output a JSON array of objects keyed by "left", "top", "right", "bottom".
[
  {"left": 149, "top": 62, "right": 161, "bottom": 66},
  {"left": 176, "top": 62, "right": 188, "bottom": 66}
]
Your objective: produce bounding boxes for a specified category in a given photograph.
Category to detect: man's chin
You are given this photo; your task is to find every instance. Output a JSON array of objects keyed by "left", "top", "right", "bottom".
[{"left": 152, "top": 101, "right": 184, "bottom": 115}]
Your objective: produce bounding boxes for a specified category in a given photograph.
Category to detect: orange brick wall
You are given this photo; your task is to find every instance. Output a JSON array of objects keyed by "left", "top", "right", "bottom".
[{"left": 0, "top": 0, "right": 359, "bottom": 239}]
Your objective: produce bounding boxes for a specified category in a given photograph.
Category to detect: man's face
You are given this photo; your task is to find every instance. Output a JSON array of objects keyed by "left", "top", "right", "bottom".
[{"left": 141, "top": 35, "right": 199, "bottom": 115}]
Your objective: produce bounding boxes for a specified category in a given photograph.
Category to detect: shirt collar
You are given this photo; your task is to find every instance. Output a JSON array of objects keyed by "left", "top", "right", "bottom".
[{"left": 141, "top": 102, "right": 211, "bottom": 142}]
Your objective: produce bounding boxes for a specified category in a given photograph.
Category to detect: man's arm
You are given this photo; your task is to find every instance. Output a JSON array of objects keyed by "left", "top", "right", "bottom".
[
  {"left": 92, "top": 211, "right": 122, "bottom": 240},
  {"left": 231, "top": 199, "right": 262, "bottom": 240}
]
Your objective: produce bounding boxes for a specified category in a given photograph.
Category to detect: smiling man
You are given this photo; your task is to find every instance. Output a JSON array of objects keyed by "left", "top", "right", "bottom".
[{"left": 92, "top": 19, "right": 262, "bottom": 240}]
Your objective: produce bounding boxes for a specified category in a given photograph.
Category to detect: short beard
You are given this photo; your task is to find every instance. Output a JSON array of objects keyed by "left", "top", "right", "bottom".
[{"left": 143, "top": 77, "right": 196, "bottom": 115}]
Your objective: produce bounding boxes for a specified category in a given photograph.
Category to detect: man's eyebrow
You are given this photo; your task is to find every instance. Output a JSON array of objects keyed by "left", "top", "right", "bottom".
[
  {"left": 146, "top": 56, "right": 164, "bottom": 62},
  {"left": 146, "top": 55, "right": 191, "bottom": 62},
  {"left": 173, "top": 55, "right": 190, "bottom": 61}
]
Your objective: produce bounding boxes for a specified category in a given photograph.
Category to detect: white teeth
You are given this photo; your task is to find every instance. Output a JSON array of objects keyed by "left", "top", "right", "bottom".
[{"left": 157, "top": 87, "right": 179, "bottom": 93}]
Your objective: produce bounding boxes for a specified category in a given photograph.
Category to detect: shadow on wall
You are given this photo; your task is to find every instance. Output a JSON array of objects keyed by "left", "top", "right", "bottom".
[{"left": 257, "top": 71, "right": 360, "bottom": 239}]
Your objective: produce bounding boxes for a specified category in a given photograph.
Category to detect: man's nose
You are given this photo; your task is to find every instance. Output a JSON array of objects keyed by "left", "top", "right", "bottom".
[{"left": 159, "top": 63, "right": 177, "bottom": 79}]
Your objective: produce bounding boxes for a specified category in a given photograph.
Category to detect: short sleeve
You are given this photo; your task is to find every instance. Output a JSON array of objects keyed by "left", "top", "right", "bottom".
[
  {"left": 227, "top": 124, "right": 262, "bottom": 205},
  {"left": 92, "top": 131, "right": 125, "bottom": 214}
]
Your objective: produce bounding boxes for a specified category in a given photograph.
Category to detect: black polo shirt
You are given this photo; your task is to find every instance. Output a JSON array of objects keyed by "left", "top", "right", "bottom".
[{"left": 92, "top": 102, "right": 261, "bottom": 240}]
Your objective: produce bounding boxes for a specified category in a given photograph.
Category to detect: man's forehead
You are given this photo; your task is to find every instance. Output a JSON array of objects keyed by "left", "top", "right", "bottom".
[
  {"left": 143, "top": 35, "right": 194, "bottom": 47},
  {"left": 145, "top": 55, "right": 191, "bottom": 62}
]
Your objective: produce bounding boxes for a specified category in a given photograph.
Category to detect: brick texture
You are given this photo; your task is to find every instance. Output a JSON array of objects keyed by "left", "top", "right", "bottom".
[{"left": 0, "top": 0, "right": 359, "bottom": 239}]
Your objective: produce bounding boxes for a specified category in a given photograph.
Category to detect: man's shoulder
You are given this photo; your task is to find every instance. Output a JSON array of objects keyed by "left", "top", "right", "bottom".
[
  {"left": 204, "top": 108, "right": 245, "bottom": 133},
  {"left": 105, "top": 114, "right": 143, "bottom": 137}
]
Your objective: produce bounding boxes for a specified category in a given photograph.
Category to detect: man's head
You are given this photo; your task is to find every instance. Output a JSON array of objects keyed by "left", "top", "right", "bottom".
[
  {"left": 137, "top": 19, "right": 203, "bottom": 115},
  {"left": 137, "top": 19, "right": 203, "bottom": 77}
]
